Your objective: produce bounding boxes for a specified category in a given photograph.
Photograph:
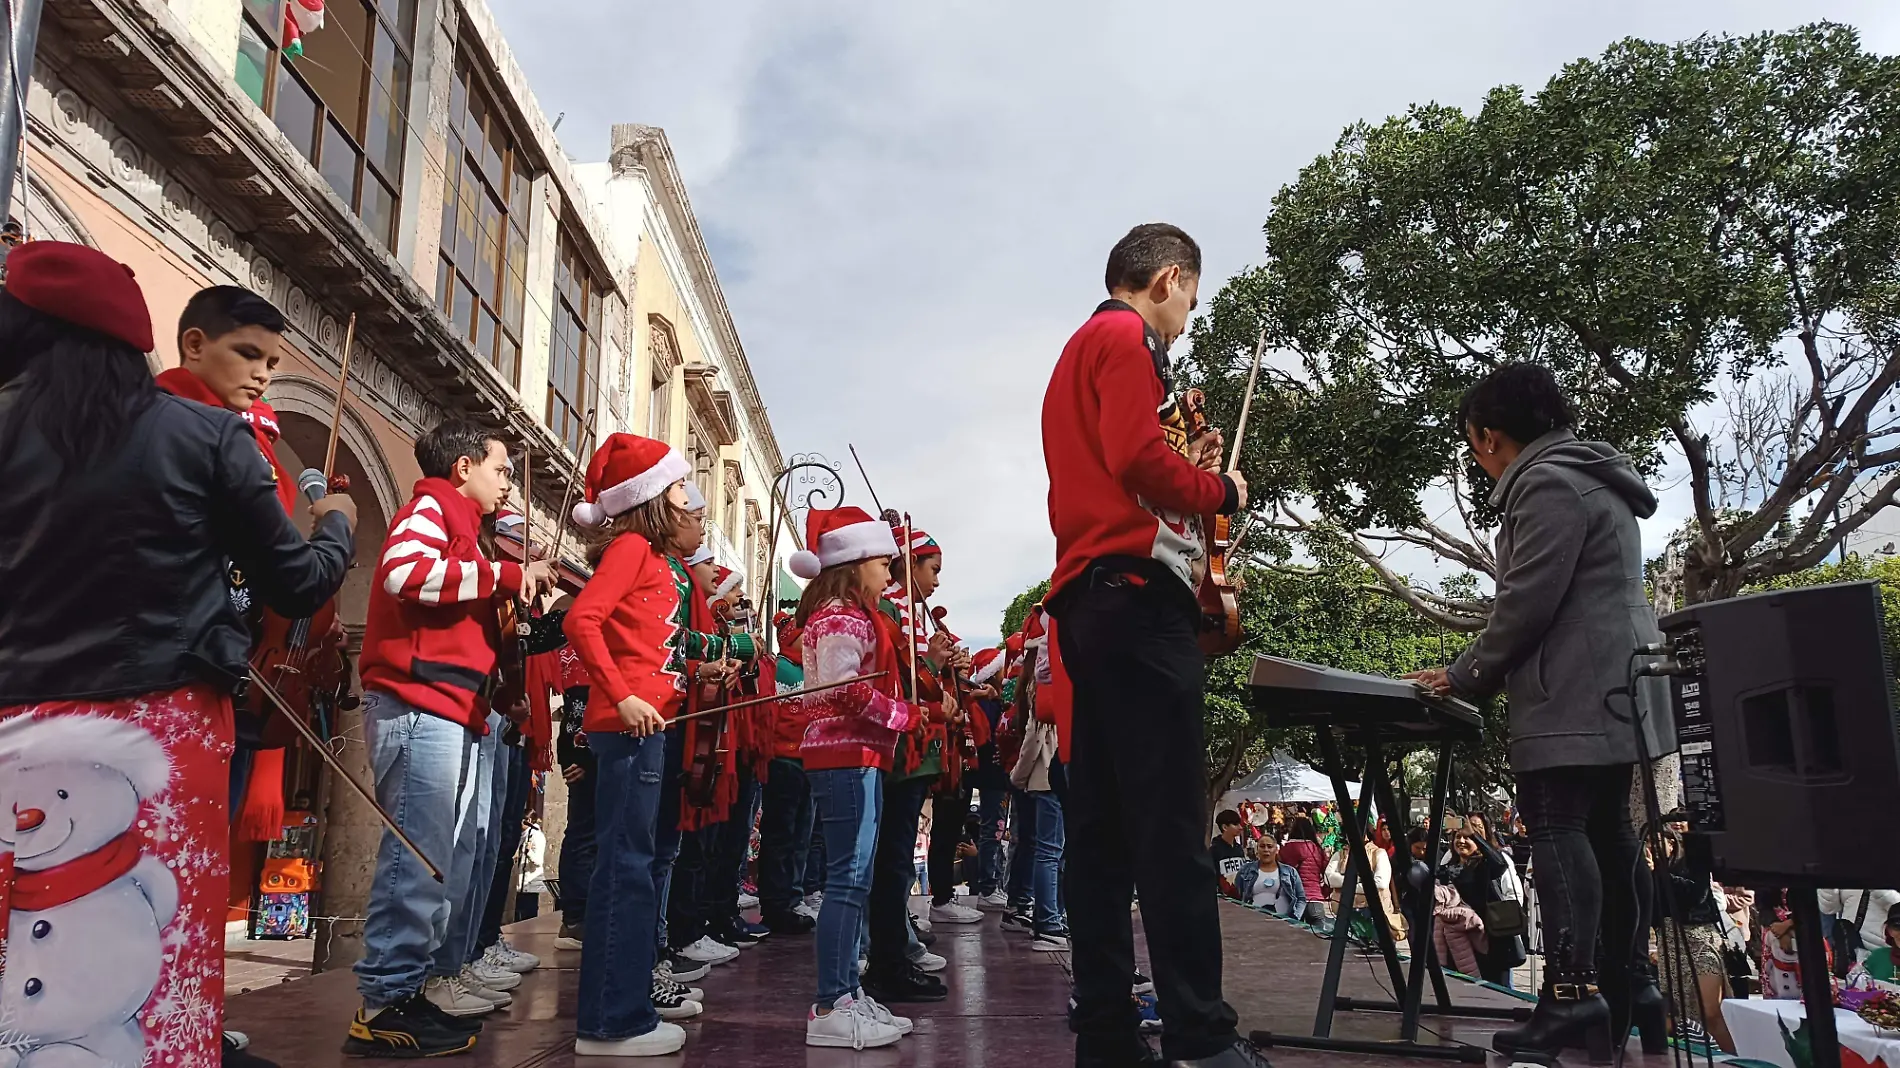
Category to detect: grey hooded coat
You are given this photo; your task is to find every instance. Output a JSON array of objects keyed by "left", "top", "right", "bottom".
[{"left": 1447, "top": 430, "right": 1676, "bottom": 773}]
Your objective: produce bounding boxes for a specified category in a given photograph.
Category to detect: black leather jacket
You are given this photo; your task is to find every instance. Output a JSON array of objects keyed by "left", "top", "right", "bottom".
[{"left": 0, "top": 384, "right": 354, "bottom": 704}]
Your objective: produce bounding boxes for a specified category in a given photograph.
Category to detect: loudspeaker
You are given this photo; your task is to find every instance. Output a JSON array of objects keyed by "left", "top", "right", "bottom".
[{"left": 1659, "top": 581, "right": 1900, "bottom": 887}]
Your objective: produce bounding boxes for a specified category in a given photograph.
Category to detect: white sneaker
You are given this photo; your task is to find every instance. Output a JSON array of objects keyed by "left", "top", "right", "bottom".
[
  {"left": 487, "top": 940, "right": 540, "bottom": 972},
  {"left": 468, "top": 958, "right": 522, "bottom": 991},
  {"left": 930, "top": 902, "right": 983, "bottom": 924},
  {"left": 973, "top": 889, "right": 1011, "bottom": 911},
  {"left": 458, "top": 965, "right": 515, "bottom": 1006},
  {"left": 909, "top": 949, "right": 947, "bottom": 973},
  {"left": 793, "top": 901, "right": 818, "bottom": 921},
  {"left": 858, "top": 958, "right": 868, "bottom": 974},
  {"left": 737, "top": 892, "right": 760, "bottom": 910},
  {"left": 804, "top": 891, "right": 825, "bottom": 912},
  {"left": 680, "top": 935, "right": 741, "bottom": 965},
  {"left": 424, "top": 974, "right": 496, "bottom": 1017},
  {"left": 806, "top": 994, "right": 903, "bottom": 1049},
  {"left": 914, "top": 913, "right": 932, "bottom": 933},
  {"left": 857, "top": 992, "right": 913, "bottom": 1035},
  {"left": 575, "top": 1022, "right": 687, "bottom": 1057},
  {"left": 223, "top": 1032, "right": 250, "bottom": 1051}
]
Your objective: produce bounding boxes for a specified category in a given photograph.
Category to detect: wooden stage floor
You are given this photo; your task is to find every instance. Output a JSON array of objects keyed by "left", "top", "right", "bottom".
[{"left": 226, "top": 899, "right": 1695, "bottom": 1067}]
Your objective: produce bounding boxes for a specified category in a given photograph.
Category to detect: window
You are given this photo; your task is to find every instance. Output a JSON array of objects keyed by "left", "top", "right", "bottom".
[
  {"left": 437, "top": 57, "right": 531, "bottom": 386},
  {"left": 648, "top": 317, "right": 678, "bottom": 441},
  {"left": 237, "top": 0, "right": 415, "bottom": 246},
  {"left": 547, "top": 231, "right": 603, "bottom": 457},
  {"left": 722, "top": 467, "right": 740, "bottom": 539}
]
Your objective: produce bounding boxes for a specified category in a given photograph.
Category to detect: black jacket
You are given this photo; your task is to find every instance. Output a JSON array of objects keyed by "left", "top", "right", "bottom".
[{"left": 0, "top": 385, "right": 354, "bottom": 704}]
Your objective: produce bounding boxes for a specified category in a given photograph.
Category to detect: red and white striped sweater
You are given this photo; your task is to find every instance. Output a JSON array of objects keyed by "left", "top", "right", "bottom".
[{"left": 359, "top": 477, "right": 524, "bottom": 731}]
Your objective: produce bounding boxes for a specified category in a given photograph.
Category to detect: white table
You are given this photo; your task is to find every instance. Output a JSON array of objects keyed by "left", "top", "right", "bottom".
[{"left": 1721, "top": 998, "right": 1900, "bottom": 1067}]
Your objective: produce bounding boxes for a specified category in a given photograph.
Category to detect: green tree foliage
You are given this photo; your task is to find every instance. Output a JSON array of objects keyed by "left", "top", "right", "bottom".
[
  {"left": 1187, "top": 23, "right": 1900, "bottom": 618},
  {"left": 999, "top": 579, "right": 1050, "bottom": 638}
]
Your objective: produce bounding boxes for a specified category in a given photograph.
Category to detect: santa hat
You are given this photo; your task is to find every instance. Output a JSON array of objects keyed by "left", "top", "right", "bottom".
[
  {"left": 788, "top": 506, "right": 899, "bottom": 579},
  {"left": 685, "top": 544, "right": 714, "bottom": 566},
  {"left": 572, "top": 432, "right": 691, "bottom": 527},
  {"left": 495, "top": 507, "right": 525, "bottom": 537},
  {"left": 4, "top": 240, "right": 155, "bottom": 351},
  {"left": 0, "top": 712, "right": 172, "bottom": 800},
  {"left": 1024, "top": 605, "right": 1047, "bottom": 645},
  {"left": 711, "top": 564, "right": 744, "bottom": 600},
  {"left": 971, "top": 647, "right": 1004, "bottom": 685}
]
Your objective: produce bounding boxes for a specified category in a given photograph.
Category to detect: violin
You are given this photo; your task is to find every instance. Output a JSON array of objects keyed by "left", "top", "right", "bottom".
[
  {"left": 1177, "top": 388, "right": 1242, "bottom": 656},
  {"left": 251, "top": 470, "right": 357, "bottom": 746},
  {"left": 682, "top": 601, "right": 755, "bottom": 810},
  {"left": 925, "top": 605, "right": 981, "bottom": 773}
]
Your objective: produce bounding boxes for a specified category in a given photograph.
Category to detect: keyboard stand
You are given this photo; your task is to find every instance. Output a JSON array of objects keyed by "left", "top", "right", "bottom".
[{"left": 1248, "top": 727, "right": 1514, "bottom": 1063}]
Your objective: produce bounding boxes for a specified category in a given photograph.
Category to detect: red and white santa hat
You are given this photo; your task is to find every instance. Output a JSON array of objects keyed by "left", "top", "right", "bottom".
[
  {"left": 971, "top": 647, "right": 1004, "bottom": 685},
  {"left": 711, "top": 564, "right": 744, "bottom": 600},
  {"left": 788, "top": 506, "right": 900, "bottom": 579},
  {"left": 572, "top": 432, "right": 691, "bottom": 527}
]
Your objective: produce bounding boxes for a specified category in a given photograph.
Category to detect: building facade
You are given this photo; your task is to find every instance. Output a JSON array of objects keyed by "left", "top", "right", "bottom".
[{"left": 16, "top": 0, "right": 789, "bottom": 965}]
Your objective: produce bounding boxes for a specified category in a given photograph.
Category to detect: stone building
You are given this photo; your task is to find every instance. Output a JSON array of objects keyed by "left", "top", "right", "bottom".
[{"left": 16, "top": 0, "right": 790, "bottom": 967}]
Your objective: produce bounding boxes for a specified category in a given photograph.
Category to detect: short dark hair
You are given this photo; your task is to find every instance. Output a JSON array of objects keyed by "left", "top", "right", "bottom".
[
  {"left": 1457, "top": 363, "right": 1576, "bottom": 447},
  {"left": 1105, "top": 223, "right": 1202, "bottom": 293},
  {"left": 415, "top": 419, "right": 504, "bottom": 480},
  {"left": 176, "top": 285, "right": 287, "bottom": 351},
  {"left": 1216, "top": 809, "right": 1242, "bottom": 828}
]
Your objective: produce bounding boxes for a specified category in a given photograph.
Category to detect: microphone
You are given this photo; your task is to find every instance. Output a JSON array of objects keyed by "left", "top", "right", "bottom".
[{"left": 298, "top": 468, "right": 329, "bottom": 503}]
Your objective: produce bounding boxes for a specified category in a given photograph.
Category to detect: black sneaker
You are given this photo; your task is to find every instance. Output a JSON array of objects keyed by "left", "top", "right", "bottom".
[
  {"left": 223, "top": 1036, "right": 282, "bottom": 1068},
  {"left": 408, "top": 990, "right": 484, "bottom": 1035},
  {"left": 666, "top": 952, "right": 712, "bottom": 983},
  {"left": 762, "top": 909, "right": 817, "bottom": 935},
  {"left": 1131, "top": 971, "right": 1154, "bottom": 995},
  {"left": 861, "top": 963, "right": 949, "bottom": 1003},
  {"left": 554, "top": 921, "right": 583, "bottom": 951},
  {"left": 1002, "top": 909, "right": 1034, "bottom": 932},
  {"left": 342, "top": 997, "right": 478, "bottom": 1058},
  {"left": 705, "top": 919, "right": 760, "bottom": 949}
]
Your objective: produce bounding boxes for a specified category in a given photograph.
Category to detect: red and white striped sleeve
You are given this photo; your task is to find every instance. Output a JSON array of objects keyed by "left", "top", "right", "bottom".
[{"left": 377, "top": 494, "right": 523, "bottom": 605}]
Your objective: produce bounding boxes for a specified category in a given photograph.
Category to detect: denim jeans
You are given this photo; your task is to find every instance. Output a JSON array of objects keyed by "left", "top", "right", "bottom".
[
  {"left": 973, "top": 765, "right": 1008, "bottom": 894},
  {"left": 652, "top": 726, "right": 685, "bottom": 954},
  {"left": 809, "top": 766, "right": 883, "bottom": 1005},
  {"left": 577, "top": 729, "right": 666, "bottom": 1040},
  {"left": 759, "top": 757, "right": 814, "bottom": 916},
  {"left": 707, "top": 767, "right": 761, "bottom": 921},
  {"left": 1515, "top": 762, "right": 1649, "bottom": 978},
  {"left": 353, "top": 692, "right": 481, "bottom": 1008},
  {"left": 1007, "top": 788, "right": 1036, "bottom": 908},
  {"left": 478, "top": 742, "right": 530, "bottom": 951},
  {"left": 442, "top": 710, "right": 503, "bottom": 973},
  {"left": 867, "top": 773, "right": 931, "bottom": 972},
  {"left": 1026, "top": 789, "right": 1066, "bottom": 934},
  {"left": 560, "top": 755, "right": 598, "bottom": 926},
  {"left": 804, "top": 822, "right": 826, "bottom": 896}
]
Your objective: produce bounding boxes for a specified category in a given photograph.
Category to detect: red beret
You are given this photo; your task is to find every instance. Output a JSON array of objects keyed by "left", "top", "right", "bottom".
[{"left": 4, "top": 241, "right": 154, "bottom": 352}]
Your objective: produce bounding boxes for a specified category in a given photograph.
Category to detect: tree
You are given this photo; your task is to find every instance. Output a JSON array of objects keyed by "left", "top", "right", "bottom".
[
  {"left": 999, "top": 579, "right": 1049, "bottom": 638},
  {"left": 1186, "top": 23, "right": 1900, "bottom": 620}
]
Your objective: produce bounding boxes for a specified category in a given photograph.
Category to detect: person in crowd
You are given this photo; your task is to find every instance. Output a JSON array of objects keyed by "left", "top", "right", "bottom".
[
  {"left": 759, "top": 610, "right": 819, "bottom": 934},
  {"left": 1652, "top": 829, "right": 1734, "bottom": 1053},
  {"left": 1430, "top": 874, "right": 1490, "bottom": 978},
  {"left": 1211, "top": 809, "right": 1248, "bottom": 898},
  {"left": 516, "top": 815, "right": 547, "bottom": 921},
  {"left": 789, "top": 506, "right": 919, "bottom": 1048},
  {"left": 1820, "top": 887, "right": 1900, "bottom": 974},
  {"left": 552, "top": 599, "right": 596, "bottom": 952},
  {"left": 1010, "top": 638, "right": 1069, "bottom": 951},
  {"left": 341, "top": 418, "right": 553, "bottom": 1054},
  {"left": 0, "top": 243, "right": 355, "bottom": 1068},
  {"left": 1235, "top": 838, "right": 1307, "bottom": 920},
  {"left": 1853, "top": 904, "right": 1900, "bottom": 982},
  {"left": 561, "top": 432, "right": 712, "bottom": 1055},
  {"left": 1279, "top": 816, "right": 1331, "bottom": 927},
  {"left": 1445, "top": 828, "right": 1528, "bottom": 987},
  {"left": 1325, "top": 832, "right": 1399, "bottom": 942},
  {"left": 1408, "top": 364, "right": 1670, "bottom": 1062},
  {"left": 966, "top": 647, "right": 1014, "bottom": 910}
]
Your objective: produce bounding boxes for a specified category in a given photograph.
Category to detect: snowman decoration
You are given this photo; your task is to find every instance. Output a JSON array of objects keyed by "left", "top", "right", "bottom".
[{"left": 0, "top": 714, "right": 177, "bottom": 1068}]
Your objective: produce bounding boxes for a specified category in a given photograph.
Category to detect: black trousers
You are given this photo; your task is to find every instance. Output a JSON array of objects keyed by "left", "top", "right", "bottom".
[
  {"left": 705, "top": 768, "right": 761, "bottom": 922},
  {"left": 758, "top": 757, "right": 814, "bottom": 916},
  {"left": 867, "top": 773, "right": 931, "bottom": 972},
  {"left": 1058, "top": 575, "right": 1238, "bottom": 1061},
  {"left": 1514, "top": 763, "right": 1650, "bottom": 981},
  {"left": 927, "top": 785, "right": 971, "bottom": 905}
]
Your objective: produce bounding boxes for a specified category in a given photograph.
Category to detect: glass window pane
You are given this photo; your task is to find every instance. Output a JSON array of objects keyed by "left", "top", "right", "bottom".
[
  {"left": 481, "top": 128, "right": 504, "bottom": 189},
  {"left": 243, "top": 0, "right": 284, "bottom": 27},
  {"left": 365, "top": 27, "right": 408, "bottom": 177},
  {"left": 471, "top": 301, "right": 489, "bottom": 356},
  {"left": 450, "top": 64, "right": 467, "bottom": 128},
  {"left": 476, "top": 190, "right": 502, "bottom": 300},
  {"left": 464, "top": 83, "right": 488, "bottom": 160},
  {"left": 272, "top": 66, "right": 321, "bottom": 162},
  {"left": 500, "top": 335, "right": 520, "bottom": 388},
  {"left": 361, "top": 172, "right": 398, "bottom": 245},
  {"left": 392, "top": 0, "right": 418, "bottom": 42},
  {"left": 503, "top": 230, "right": 527, "bottom": 331},
  {"left": 235, "top": 15, "right": 273, "bottom": 108},
  {"left": 454, "top": 163, "right": 481, "bottom": 274},
  {"left": 509, "top": 158, "right": 531, "bottom": 220},
  {"left": 436, "top": 254, "right": 454, "bottom": 315},
  {"left": 296, "top": 0, "right": 370, "bottom": 138},
  {"left": 437, "top": 155, "right": 459, "bottom": 258},
  {"left": 453, "top": 278, "right": 478, "bottom": 341},
  {"left": 320, "top": 117, "right": 359, "bottom": 203}
]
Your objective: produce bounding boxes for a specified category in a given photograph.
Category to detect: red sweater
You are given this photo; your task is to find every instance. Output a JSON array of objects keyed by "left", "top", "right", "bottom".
[
  {"left": 563, "top": 533, "right": 687, "bottom": 733},
  {"left": 360, "top": 479, "right": 524, "bottom": 731},
  {"left": 1042, "top": 301, "right": 1236, "bottom": 603}
]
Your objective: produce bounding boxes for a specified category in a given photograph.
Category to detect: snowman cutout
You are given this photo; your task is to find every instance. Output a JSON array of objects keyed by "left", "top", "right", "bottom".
[{"left": 0, "top": 714, "right": 177, "bottom": 1068}]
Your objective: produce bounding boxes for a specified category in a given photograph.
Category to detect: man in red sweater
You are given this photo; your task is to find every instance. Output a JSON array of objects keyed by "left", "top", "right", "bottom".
[
  {"left": 1041, "top": 224, "right": 1263, "bottom": 1068},
  {"left": 346, "top": 419, "right": 555, "bottom": 1057}
]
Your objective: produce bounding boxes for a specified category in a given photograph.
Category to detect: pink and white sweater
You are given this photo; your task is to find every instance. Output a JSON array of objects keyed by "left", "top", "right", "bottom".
[{"left": 799, "top": 600, "right": 915, "bottom": 772}]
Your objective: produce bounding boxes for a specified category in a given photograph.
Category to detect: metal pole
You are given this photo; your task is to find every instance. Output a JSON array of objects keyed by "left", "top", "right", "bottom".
[{"left": 0, "top": 0, "right": 47, "bottom": 237}]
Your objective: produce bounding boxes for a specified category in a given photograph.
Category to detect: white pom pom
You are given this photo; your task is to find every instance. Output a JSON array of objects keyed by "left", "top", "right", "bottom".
[
  {"left": 788, "top": 549, "right": 823, "bottom": 580},
  {"left": 572, "top": 500, "right": 605, "bottom": 527}
]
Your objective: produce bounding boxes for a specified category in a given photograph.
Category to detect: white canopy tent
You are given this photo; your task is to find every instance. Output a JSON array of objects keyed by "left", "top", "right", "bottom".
[{"left": 1220, "top": 752, "right": 1359, "bottom": 809}]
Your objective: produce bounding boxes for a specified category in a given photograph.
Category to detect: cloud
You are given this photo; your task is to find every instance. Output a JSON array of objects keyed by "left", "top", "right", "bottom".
[{"left": 487, "top": 0, "right": 1898, "bottom": 647}]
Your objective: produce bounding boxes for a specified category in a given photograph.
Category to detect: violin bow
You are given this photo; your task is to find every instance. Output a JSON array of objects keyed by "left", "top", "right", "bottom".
[
  {"left": 1227, "top": 325, "right": 1268, "bottom": 475},
  {"left": 848, "top": 443, "right": 886, "bottom": 516},
  {"left": 321, "top": 313, "right": 358, "bottom": 481},
  {"left": 901, "top": 512, "right": 920, "bottom": 703},
  {"left": 547, "top": 407, "right": 599, "bottom": 571},
  {"left": 671, "top": 672, "right": 889, "bottom": 724}
]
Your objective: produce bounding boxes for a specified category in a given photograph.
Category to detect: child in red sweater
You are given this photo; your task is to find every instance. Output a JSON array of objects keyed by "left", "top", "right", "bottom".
[
  {"left": 787, "top": 506, "right": 917, "bottom": 1048},
  {"left": 561, "top": 433, "right": 702, "bottom": 1057}
]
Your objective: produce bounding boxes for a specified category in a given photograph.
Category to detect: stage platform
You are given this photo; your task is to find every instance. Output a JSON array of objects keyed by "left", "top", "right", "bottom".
[{"left": 225, "top": 899, "right": 1697, "bottom": 1066}]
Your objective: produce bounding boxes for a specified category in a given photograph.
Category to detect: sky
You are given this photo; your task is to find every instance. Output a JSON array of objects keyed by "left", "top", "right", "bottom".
[{"left": 485, "top": 0, "right": 1900, "bottom": 648}]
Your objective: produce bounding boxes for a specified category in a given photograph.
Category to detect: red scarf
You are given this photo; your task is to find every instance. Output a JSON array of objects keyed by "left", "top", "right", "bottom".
[
  {"left": 10, "top": 830, "right": 143, "bottom": 912},
  {"left": 155, "top": 368, "right": 299, "bottom": 516}
]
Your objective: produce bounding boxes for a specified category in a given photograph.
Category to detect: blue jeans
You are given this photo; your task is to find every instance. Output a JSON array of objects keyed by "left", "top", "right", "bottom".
[
  {"left": 759, "top": 758, "right": 814, "bottom": 916},
  {"left": 652, "top": 726, "right": 685, "bottom": 954},
  {"left": 804, "top": 821, "right": 826, "bottom": 896},
  {"left": 809, "top": 766, "right": 882, "bottom": 1005},
  {"left": 478, "top": 743, "right": 531, "bottom": 951},
  {"left": 577, "top": 729, "right": 666, "bottom": 1040},
  {"left": 443, "top": 710, "right": 503, "bottom": 972},
  {"left": 1026, "top": 789, "right": 1066, "bottom": 934},
  {"left": 353, "top": 692, "right": 481, "bottom": 1008},
  {"left": 561, "top": 755, "right": 598, "bottom": 926}
]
